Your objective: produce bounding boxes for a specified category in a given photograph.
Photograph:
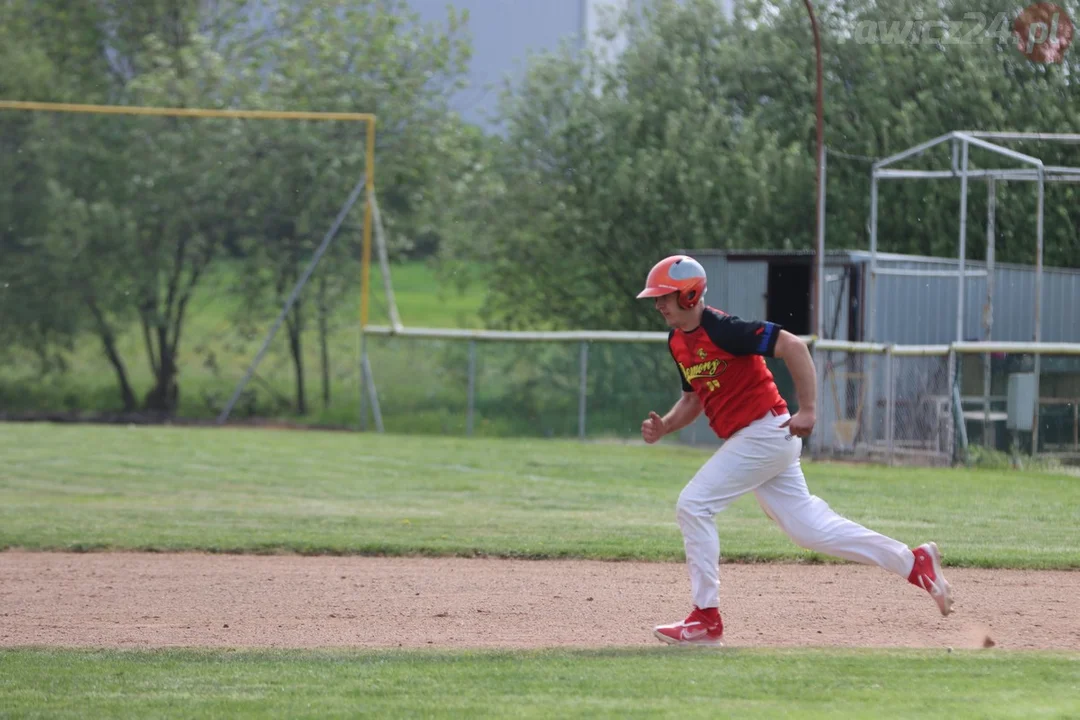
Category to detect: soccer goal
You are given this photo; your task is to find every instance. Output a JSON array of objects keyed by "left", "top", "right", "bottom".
[{"left": 0, "top": 100, "right": 379, "bottom": 425}]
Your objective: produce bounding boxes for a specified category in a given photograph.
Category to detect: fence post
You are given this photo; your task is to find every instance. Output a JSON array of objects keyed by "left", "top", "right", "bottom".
[
  {"left": 947, "top": 346, "right": 957, "bottom": 462},
  {"left": 466, "top": 340, "right": 476, "bottom": 437},
  {"left": 1032, "top": 351, "right": 1042, "bottom": 456},
  {"left": 885, "top": 346, "right": 895, "bottom": 466},
  {"left": 578, "top": 341, "right": 589, "bottom": 440},
  {"left": 811, "top": 339, "right": 823, "bottom": 458},
  {"left": 863, "top": 349, "right": 877, "bottom": 455},
  {"left": 1073, "top": 402, "right": 1078, "bottom": 452}
]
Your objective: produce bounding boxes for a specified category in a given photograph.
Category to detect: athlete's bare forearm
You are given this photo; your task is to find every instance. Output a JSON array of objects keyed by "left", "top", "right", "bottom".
[
  {"left": 661, "top": 392, "right": 703, "bottom": 435},
  {"left": 777, "top": 330, "right": 816, "bottom": 410},
  {"left": 774, "top": 331, "right": 816, "bottom": 412}
]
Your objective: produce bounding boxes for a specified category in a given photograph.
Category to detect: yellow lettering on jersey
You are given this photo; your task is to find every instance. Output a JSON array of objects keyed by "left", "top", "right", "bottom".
[{"left": 679, "top": 358, "right": 727, "bottom": 383}]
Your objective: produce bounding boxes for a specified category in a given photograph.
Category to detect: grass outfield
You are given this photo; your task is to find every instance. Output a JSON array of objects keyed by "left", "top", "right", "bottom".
[
  {"left": 0, "top": 260, "right": 486, "bottom": 426},
  {"left": 2, "top": 423, "right": 1078, "bottom": 568},
  {"left": 0, "top": 259, "right": 681, "bottom": 439},
  {"left": 1, "top": 648, "right": 1078, "bottom": 718},
  {"left": 3, "top": 423, "right": 1079, "bottom": 717}
]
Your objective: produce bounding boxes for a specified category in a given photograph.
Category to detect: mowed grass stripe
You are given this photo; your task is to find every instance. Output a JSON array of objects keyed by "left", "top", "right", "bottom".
[
  {"left": 0, "top": 648, "right": 1078, "bottom": 719},
  {"left": 1, "top": 423, "right": 1078, "bottom": 567}
]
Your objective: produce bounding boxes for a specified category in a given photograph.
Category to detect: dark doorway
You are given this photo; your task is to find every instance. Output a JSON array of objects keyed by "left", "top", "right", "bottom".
[{"left": 767, "top": 263, "right": 811, "bottom": 335}]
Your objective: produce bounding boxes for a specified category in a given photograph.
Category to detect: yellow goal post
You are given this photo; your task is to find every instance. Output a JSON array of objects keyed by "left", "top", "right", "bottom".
[{"left": 0, "top": 99, "right": 379, "bottom": 330}]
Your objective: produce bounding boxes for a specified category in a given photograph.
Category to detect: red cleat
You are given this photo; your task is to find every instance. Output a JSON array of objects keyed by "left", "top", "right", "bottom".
[
  {"left": 653, "top": 607, "right": 725, "bottom": 646},
  {"left": 909, "top": 542, "right": 954, "bottom": 616}
]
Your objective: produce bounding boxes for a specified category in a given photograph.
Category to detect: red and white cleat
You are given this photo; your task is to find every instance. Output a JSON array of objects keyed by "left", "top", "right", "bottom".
[
  {"left": 653, "top": 607, "right": 725, "bottom": 646},
  {"left": 909, "top": 542, "right": 954, "bottom": 616}
]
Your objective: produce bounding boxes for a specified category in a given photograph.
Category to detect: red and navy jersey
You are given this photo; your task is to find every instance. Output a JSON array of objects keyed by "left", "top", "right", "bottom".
[{"left": 667, "top": 306, "right": 787, "bottom": 439}]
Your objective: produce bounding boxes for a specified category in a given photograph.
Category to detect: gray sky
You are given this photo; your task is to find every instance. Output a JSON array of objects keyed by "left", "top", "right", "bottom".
[{"left": 408, "top": 0, "right": 584, "bottom": 127}]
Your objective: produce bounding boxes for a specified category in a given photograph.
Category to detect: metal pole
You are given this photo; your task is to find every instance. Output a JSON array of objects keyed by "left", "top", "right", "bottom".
[
  {"left": 817, "top": 150, "right": 828, "bottom": 340},
  {"left": 865, "top": 173, "right": 879, "bottom": 455},
  {"left": 578, "top": 341, "right": 589, "bottom": 440},
  {"left": 957, "top": 140, "right": 970, "bottom": 345},
  {"left": 360, "top": 121, "right": 376, "bottom": 330},
  {"left": 953, "top": 140, "right": 970, "bottom": 454},
  {"left": 984, "top": 178, "right": 996, "bottom": 445},
  {"left": 868, "top": 173, "right": 879, "bottom": 343},
  {"left": 812, "top": 340, "right": 824, "bottom": 457},
  {"left": 217, "top": 173, "right": 367, "bottom": 425},
  {"left": 1033, "top": 167, "right": 1045, "bottom": 454},
  {"left": 466, "top": 340, "right": 477, "bottom": 436},
  {"left": 358, "top": 120, "right": 376, "bottom": 430},
  {"left": 947, "top": 347, "right": 957, "bottom": 462},
  {"left": 885, "top": 346, "right": 895, "bottom": 465},
  {"left": 361, "top": 351, "right": 384, "bottom": 433},
  {"left": 1074, "top": 402, "right": 1078, "bottom": 451},
  {"left": 370, "top": 189, "right": 403, "bottom": 331},
  {"left": 805, "top": 0, "right": 825, "bottom": 339},
  {"left": 952, "top": 359, "right": 969, "bottom": 462}
]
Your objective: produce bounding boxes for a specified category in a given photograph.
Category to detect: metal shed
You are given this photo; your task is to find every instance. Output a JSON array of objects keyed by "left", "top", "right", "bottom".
[
  {"left": 678, "top": 249, "right": 1080, "bottom": 457},
  {"left": 690, "top": 248, "right": 1080, "bottom": 345}
]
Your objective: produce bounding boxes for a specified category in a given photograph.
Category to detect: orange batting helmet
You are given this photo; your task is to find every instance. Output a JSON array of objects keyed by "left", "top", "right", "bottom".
[{"left": 636, "top": 255, "right": 707, "bottom": 309}]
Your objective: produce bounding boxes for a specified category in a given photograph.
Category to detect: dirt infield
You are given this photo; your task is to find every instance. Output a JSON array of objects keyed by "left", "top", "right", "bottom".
[{"left": 2, "top": 551, "right": 1078, "bottom": 651}]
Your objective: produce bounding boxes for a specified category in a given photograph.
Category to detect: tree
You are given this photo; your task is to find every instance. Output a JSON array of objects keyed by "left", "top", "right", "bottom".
[
  {"left": 0, "top": 0, "right": 252, "bottom": 414},
  {"left": 455, "top": 0, "right": 1080, "bottom": 332},
  {"left": 0, "top": 1, "right": 109, "bottom": 377},
  {"left": 1, "top": 0, "right": 476, "bottom": 417},
  {"left": 230, "top": 0, "right": 472, "bottom": 414}
]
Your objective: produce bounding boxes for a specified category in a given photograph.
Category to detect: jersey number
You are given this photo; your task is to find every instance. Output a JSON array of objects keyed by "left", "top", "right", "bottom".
[{"left": 705, "top": 380, "right": 721, "bottom": 392}]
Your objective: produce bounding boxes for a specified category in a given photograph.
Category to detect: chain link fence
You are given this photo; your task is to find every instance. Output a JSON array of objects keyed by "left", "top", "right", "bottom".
[
  {"left": 814, "top": 342, "right": 1080, "bottom": 465},
  {"left": 364, "top": 333, "right": 679, "bottom": 439},
  {"left": 361, "top": 331, "right": 1080, "bottom": 465},
  {"left": 815, "top": 345, "right": 953, "bottom": 465},
  {"left": 955, "top": 349, "right": 1080, "bottom": 458}
]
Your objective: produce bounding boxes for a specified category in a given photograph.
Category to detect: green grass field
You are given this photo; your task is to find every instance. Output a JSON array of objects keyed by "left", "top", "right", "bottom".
[
  {"left": 2, "top": 423, "right": 1079, "bottom": 567},
  {"left": 0, "top": 259, "right": 680, "bottom": 439},
  {"left": 2, "top": 648, "right": 1078, "bottom": 719},
  {"left": 0, "top": 260, "right": 487, "bottom": 427},
  {"left": 2, "top": 423, "right": 1080, "bottom": 718}
]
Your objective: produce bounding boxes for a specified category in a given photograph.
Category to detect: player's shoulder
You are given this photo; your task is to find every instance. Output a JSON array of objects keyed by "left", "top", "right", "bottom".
[
  {"left": 700, "top": 306, "right": 771, "bottom": 347},
  {"left": 703, "top": 306, "right": 765, "bottom": 326},
  {"left": 701, "top": 306, "right": 735, "bottom": 329}
]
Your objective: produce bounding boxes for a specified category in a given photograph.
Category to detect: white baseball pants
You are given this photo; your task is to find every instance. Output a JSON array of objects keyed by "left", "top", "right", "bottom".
[{"left": 676, "top": 410, "right": 916, "bottom": 610}]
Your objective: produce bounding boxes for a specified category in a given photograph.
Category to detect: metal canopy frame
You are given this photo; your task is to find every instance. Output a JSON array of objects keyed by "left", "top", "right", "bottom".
[{"left": 867, "top": 130, "right": 1080, "bottom": 454}]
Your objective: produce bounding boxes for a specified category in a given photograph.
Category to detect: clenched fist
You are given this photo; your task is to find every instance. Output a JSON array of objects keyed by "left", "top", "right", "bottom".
[
  {"left": 780, "top": 409, "right": 816, "bottom": 438},
  {"left": 641, "top": 411, "right": 666, "bottom": 444}
]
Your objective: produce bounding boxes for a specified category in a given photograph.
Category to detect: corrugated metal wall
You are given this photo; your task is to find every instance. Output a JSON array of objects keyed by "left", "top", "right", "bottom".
[
  {"left": 1041, "top": 269, "right": 1080, "bottom": 342},
  {"left": 722, "top": 261, "right": 768, "bottom": 320},
  {"left": 865, "top": 254, "right": 1080, "bottom": 344},
  {"left": 694, "top": 254, "right": 727, "bottom": 310},
  {"left": 822, "top": 262, "right": 852, "bottom": 341},
  {"left": 695, "top": 249, "right": 1079, "bottom": 344},
  {"left": 690, "top": 255, "right": 771, "bottom": 317}
]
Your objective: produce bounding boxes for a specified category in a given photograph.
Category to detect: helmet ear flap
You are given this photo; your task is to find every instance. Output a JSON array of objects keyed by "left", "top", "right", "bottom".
[{"left": 679, "top": 285, "right": 705, "bottom": 310}]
